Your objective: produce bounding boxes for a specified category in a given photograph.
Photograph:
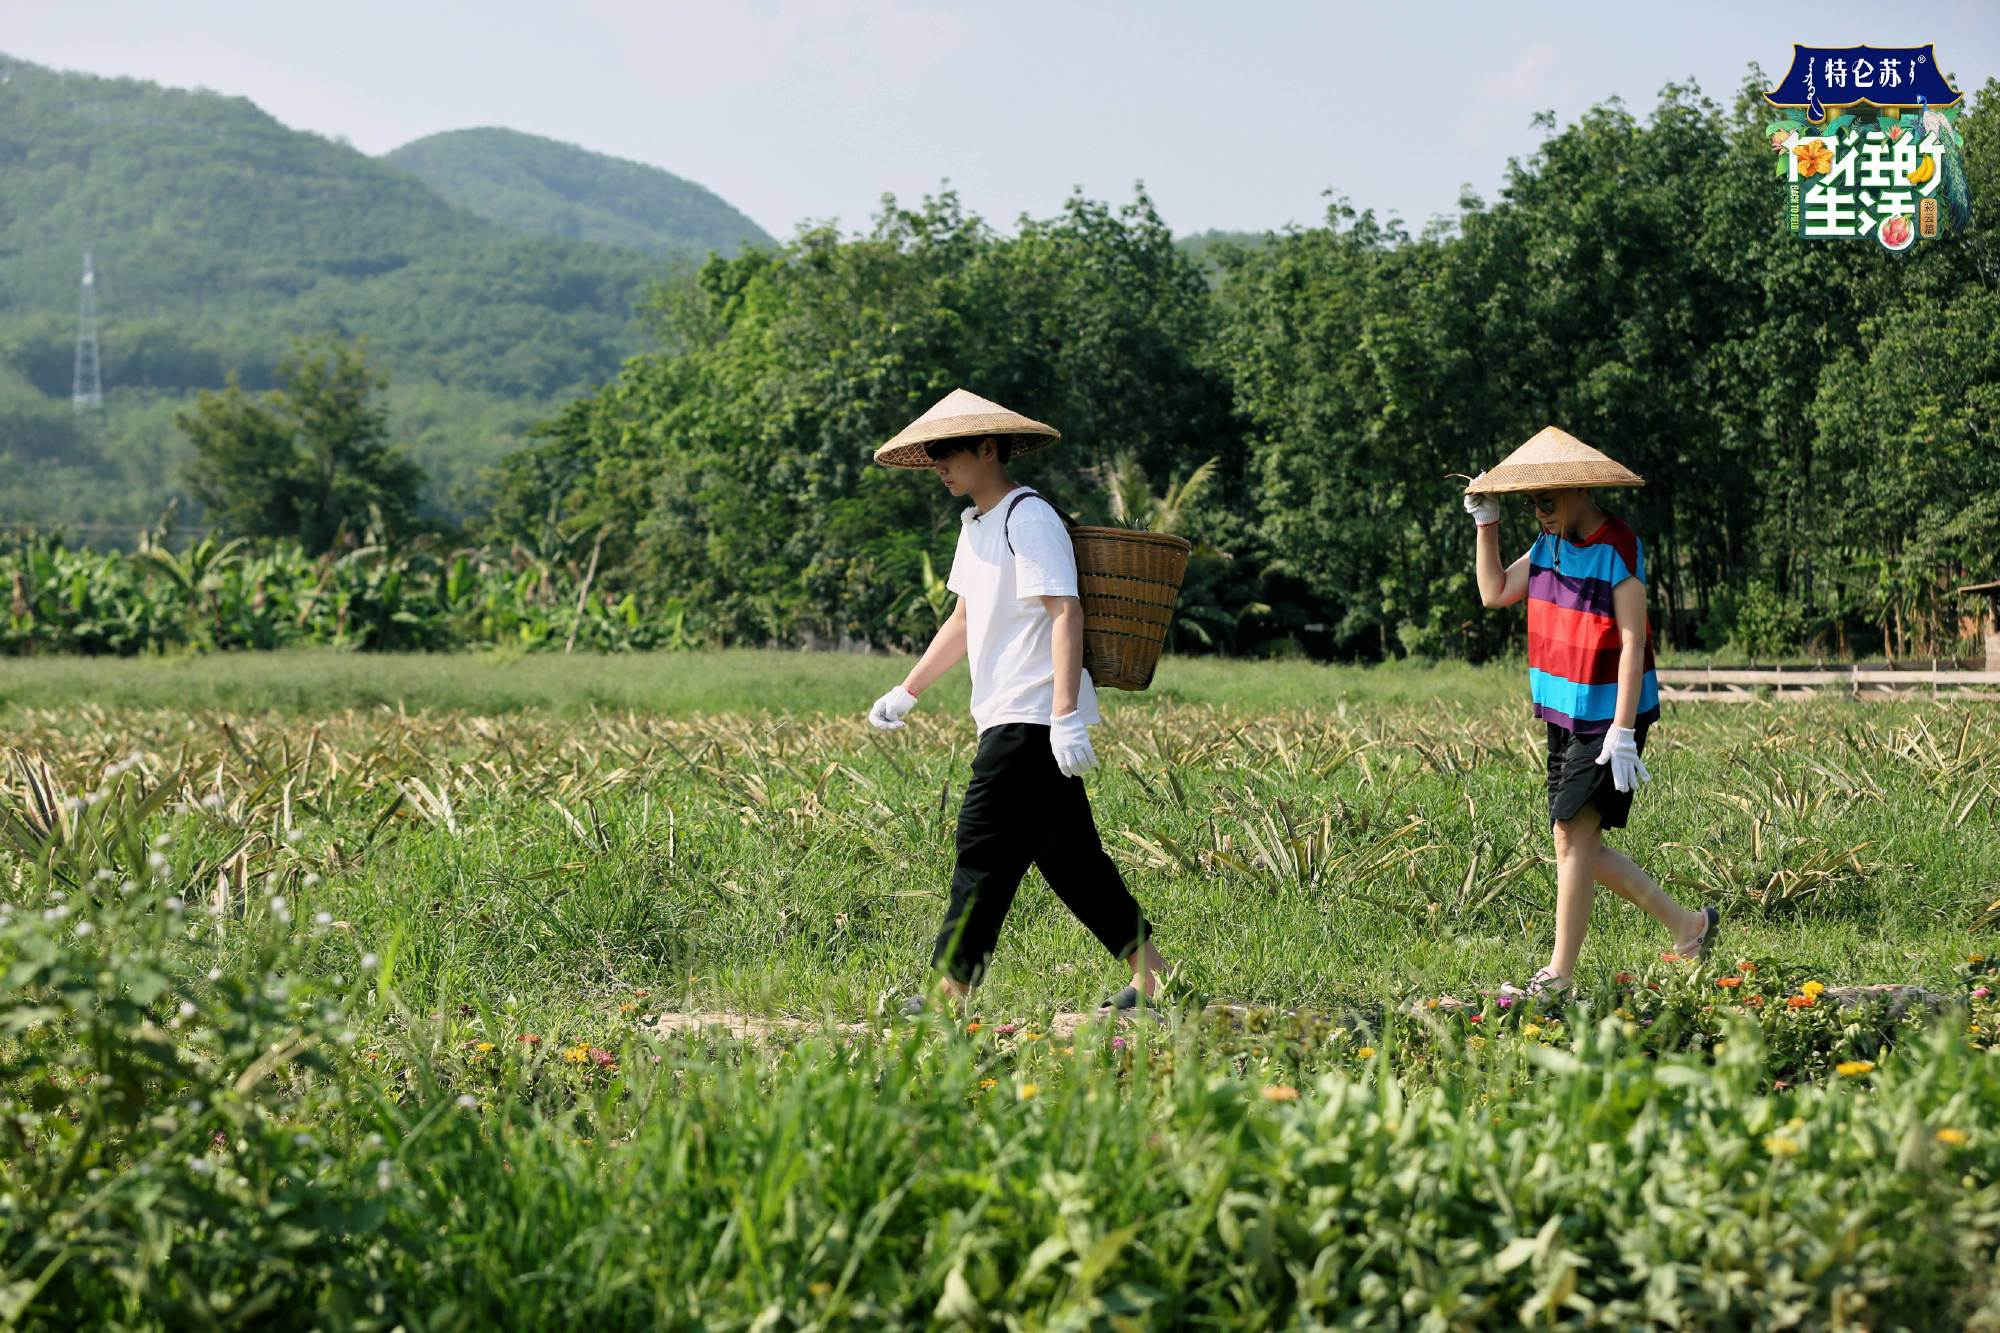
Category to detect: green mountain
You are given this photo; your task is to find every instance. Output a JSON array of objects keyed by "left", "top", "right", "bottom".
[
  {"left": 0, "top": 54, "right": 668, "bottom": 533},
  {"left": 384, "top": 128, "right": 771, "bottom": 259}
]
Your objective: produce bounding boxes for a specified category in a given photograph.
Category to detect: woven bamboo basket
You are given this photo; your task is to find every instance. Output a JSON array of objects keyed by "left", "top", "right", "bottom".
[{"left": 1071, "top": 527, "right": 1193, "bottom": 691}]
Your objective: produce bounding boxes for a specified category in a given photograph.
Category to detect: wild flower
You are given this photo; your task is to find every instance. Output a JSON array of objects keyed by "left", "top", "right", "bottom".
[
  {"left": 1764, "top": 1133, "right": 1802, "bottom": 1156},
  {"left": 1110, "top": 1036, "right": 1127, "bottom": 1050},
  {"left": 473, "top": 1041, "right": 495, "bottom": 1053},
  {"left": 1017, "top": 1082, "right": 1039, "bottom": 1101},
  {"left": 1716, "top": 977, "right": 1742, "bottom": 989},
  {"left": 1802, "top": 981, "right": 1826, "bottom": 999},
  {"left": 562, "top": 1045, "right": 590, "bottom": 1065},
  {"left": 978, "top": 1078, "right": 997, "bottom": 1091},
  {"left": 1835, "top": 1060, "right": 1875, "bottom": 1077},
  {"left": 518, "top": 1034, "right": 541, "bottom": 1045},
  {"left": 965, "top": 1021, "right": 982, "bottom": 1033},
  {"left": 996, "top": 1024, "right": 1017, "bottom": 1037},
  {"left": 1937, "top": 1127, "right": 1969, "bottom": 1146},
  {"left": 1786, "top": 995, "right": 1815, "bottom": 1009},
  {"left": 1521, "top": 1024, "right": 1542, "bottom": 1039},
  {"left": 1261, "top": 1085, "right": 1299, "bottom": 1102},
  {"left": 1356, "top": 1046, "right": 1376, "bottom": 1059},
  {"left": 589, "top": 1048, "right": 616, "bottom": 1068},
  {"left": 1974, "top": 987, "right": 1992, "bottom": 1000}
]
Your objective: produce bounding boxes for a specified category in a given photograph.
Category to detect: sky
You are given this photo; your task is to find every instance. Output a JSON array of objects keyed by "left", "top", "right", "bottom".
[{"left": 3, "top": 1, "right": 1995, "bottom": 240}]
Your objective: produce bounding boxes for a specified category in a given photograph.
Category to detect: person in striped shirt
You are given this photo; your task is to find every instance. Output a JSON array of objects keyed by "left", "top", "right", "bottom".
[{"left": 1464, "top": 440, "right": 1718, "bottom": 1002}]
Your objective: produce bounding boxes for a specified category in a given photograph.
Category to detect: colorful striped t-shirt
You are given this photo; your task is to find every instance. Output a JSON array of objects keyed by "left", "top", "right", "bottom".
[{"left": 1525, "top": 515, "right": 1659, "bottom": 733}]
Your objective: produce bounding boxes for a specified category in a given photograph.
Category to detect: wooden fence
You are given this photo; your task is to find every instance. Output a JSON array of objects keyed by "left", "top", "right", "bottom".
[{"left": 1658, "top": 664, "right": 2000, "bottom": 702}]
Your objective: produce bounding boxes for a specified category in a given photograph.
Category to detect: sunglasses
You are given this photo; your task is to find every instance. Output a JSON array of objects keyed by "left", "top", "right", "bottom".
[{"left": 1523, "top": 492, "right": 1560, "bottom": 514}]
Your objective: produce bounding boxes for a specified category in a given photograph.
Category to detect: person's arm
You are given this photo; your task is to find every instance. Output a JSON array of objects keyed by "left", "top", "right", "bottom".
[
  {"left": 1466, "top": 479, "right": 1529, "bottom": 607},
  {"left": 902, "top": 597, "right": 967, "bottom": 698},
  {"left": 1477, "top": 530, "right": 1532, "bottom": 609},
  {"left": 1041, "top": 595, "right": 1084, "bottom": 716},
  {"left": 1610, "top": 578, "right": 1647, "bottom": 729}
]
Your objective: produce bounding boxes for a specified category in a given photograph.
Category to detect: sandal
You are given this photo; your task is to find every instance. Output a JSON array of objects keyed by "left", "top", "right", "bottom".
[
  {"left": 1497, "top": 968, "right": 1571, "bottom": 1005},
  {"left": 1676, "top": 906, "right": 1721, "bottom": 961},
  {"left": 1099, "top": 985, "right": 1143, "bottom": 1013}
]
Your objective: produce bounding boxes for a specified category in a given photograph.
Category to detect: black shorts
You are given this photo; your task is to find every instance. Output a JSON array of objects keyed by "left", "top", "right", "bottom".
[{"left": 1545, "top": 722, "right": 1649, "bottom": 830}]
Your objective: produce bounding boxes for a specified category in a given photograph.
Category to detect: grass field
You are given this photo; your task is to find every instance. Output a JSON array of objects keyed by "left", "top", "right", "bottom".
[{"left": 5, "top": 650, "right": 1999, "bottom": 1327}]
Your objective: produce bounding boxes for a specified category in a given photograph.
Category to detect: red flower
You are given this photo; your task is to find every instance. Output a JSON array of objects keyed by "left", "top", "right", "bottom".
[
  {"left": 1716, "top": 977, "right": 1742, "bottom": 989},
  {"left": 518, "top": 1033, "right": 542, "bottom": 1045},
  {"left": 1614, "top": 972, "right": 1635, "bottom": 986}
]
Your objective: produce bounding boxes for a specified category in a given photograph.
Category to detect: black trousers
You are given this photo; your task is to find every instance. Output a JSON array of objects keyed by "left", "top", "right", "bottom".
[{"left": 933, "top": 722, "right": 1153, "bottom": 986}]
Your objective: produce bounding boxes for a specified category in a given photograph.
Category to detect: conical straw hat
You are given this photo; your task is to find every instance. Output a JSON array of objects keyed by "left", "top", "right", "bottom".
[
  {"left": 874, "top": 388, "right": 1061, "bottom": 469},
  {"left": 1464, "top": 426, "right": 1644, "bottom": 494}
]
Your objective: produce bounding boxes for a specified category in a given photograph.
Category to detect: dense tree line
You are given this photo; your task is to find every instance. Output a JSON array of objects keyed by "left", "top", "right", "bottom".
[{"left": 479, "top": 74, "right": 1998, "bottom": 661}]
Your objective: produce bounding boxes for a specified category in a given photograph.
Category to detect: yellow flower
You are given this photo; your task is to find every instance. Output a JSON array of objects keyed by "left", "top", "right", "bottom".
[
  {"left": 1467, "top": 1035, "right": 1487, "bottom": 1049},
  {"left": 1356, "top": 1046, "right": 1376, "bottom": 1059},
  {"left": 1794, "top": 139, "right": 1833, "bottom": 177},
  {"left": 1834, "top": 1059, "right": 1875, "bottom": 1077},
  {"left": 1017, "top": 1082, "right": 1039, "bottom": 1101},
  {"left": 1802, "top": 981, "right": 1826, "bottom": 999},
  {"left": 562, "top": 1045, "right": 590, "bottom": 1065},
  {"left": 618, "top": 1002, "right": 638, "bottom": 1016},
  {"left": 1937, "top": 1127, "right": 1969, "bottom": 1146},
  {"left": 1764, "top": 1133, "right": 1802, "bottom": 1156},
  {"left": 473, "top": 1041, "right": 495, "bottom": 1053},
  {"left": 809, "top": 1281, "right": 832, "bottom": 1297},
  {"left": 978, "top": 1077, "right": 997, "bottom": 1091},
  {"left": 1021, "top": 1031, "right": 1043, "bottom": 1042},
  {"left": 1261, "top": 1084, "right": 1299, "bottom": 1102},
  {"left": 1521, "top": 1024, "right": 1543, "bottom": 1039}
]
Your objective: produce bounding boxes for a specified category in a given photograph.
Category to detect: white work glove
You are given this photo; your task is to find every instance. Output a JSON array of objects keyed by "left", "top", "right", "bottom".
[
  {"left": 1462, "top": 473, "right": 1501, "bottom": 526},
  {"left": 1049, "top": 711, "right": 1097, "bottom": 778},
  {"left": 1594, "top": 725, "right": 1651, "bottom": 793},
  {"left": 868, "top": 685, "right": 918, "bottom": 731}
]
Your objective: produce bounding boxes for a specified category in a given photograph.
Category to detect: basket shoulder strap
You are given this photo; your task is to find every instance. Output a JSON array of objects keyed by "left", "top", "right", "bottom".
[{"left": 1002, "top": 491, "right": 1075, "bottom": 555}]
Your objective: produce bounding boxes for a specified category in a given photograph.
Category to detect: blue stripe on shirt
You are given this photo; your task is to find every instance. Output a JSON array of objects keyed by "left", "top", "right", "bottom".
[{"left": 1528, "top": 667, "right": 1658, "bottom": 725}]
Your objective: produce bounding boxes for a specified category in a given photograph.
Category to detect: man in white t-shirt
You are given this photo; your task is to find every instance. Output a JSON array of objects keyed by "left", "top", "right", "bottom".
[{"left": 865, "top": 388, "right": 1172, "bottom": 1016}]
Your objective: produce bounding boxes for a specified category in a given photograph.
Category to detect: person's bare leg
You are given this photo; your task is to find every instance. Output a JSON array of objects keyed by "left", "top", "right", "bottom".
[
  {"left": 1592, "top": 844, "right": 1704, "bottom": 947},
  {"left": 1548, "top": 810, "right": 1602, "bottom": 983},
  {"left": 1126, "top": 940, "right": 1172, "bottom": 996}
]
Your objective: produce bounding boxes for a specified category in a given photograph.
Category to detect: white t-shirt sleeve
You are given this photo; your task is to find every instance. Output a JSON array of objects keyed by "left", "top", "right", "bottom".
[
  {"left": 1008, "top": 502, "right": 1079, "bottom": 600},
  {"left": 946, "top": 527, "right": 972, "bottom": 596}
]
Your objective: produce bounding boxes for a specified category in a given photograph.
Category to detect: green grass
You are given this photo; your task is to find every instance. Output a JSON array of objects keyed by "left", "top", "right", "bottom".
[
  {"left": 0, "top": 646, "right": 1520, "bottom": 717},
  {"left": 5, "top": 652, "right": 1999, "bottom": 1326}
]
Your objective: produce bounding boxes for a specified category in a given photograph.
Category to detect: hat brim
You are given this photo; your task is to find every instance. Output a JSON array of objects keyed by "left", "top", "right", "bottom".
[
  {"left": 1464, "top": 460, "right": 1645, "bottom": 494},
  {"left": 874, "top": 414, "right": 1061, "bottom": 469}
]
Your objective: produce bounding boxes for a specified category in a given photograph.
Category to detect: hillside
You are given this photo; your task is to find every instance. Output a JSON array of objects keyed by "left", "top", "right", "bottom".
[
  {"left": 0, "top": 54, "right": 666, "bottom": 533},
  {"left": 384, "top": 128, "right": 771, "bottom": 259}
]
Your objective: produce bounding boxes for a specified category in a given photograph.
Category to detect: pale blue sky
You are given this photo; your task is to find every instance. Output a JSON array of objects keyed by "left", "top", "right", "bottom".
[{"left": 4, "top": 1, "right": 1994, "bottom": 239}]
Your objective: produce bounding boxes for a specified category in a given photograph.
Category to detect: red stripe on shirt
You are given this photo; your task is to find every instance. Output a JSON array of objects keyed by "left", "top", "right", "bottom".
[{"left": 1527, "top": 601, "right": 1655, "bottom": 685}]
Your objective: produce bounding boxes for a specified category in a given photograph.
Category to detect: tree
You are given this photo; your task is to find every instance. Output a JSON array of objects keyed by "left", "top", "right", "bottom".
[{"left": 179, "top": 337, "right": 425, "bottom": 549}]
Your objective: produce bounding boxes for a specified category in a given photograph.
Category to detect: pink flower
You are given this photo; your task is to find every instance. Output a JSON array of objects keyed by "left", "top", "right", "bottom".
[
  {"left": 1495, "top": 995, "right": 1514, "bottom": 1009},
  {"left": 1975, "top": 987, "right": 1992, "bottom": 1000},
  {"left": 996, "top": 1024, "right": 1017, "bottom": 1037},
  {"left": 1110, "top": 1036, "right": 1127, "bottom": 1050}
]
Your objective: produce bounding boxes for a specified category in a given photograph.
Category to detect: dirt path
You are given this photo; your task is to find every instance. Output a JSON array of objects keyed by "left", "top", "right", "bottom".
[{"left": 650, "top": 983, "right": 1957, "bottom": 1043}]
